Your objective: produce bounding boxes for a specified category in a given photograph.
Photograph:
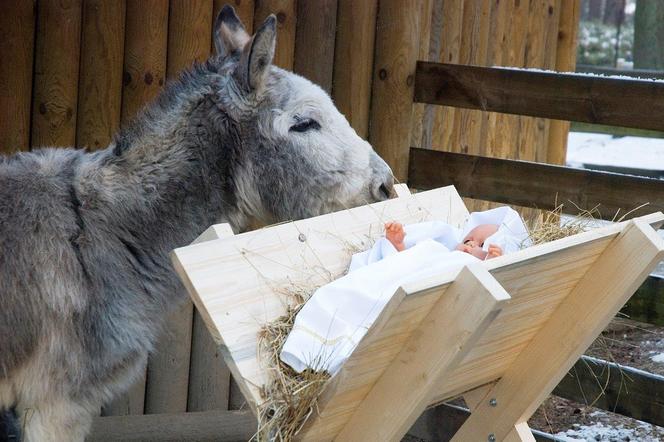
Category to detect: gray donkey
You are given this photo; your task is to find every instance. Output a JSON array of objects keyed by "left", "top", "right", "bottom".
[{"left": 0, "top": 6, "right": 393, "bottom": 441}]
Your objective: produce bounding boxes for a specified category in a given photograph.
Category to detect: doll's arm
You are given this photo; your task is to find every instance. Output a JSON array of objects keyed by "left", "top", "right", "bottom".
[
  {"left": 487, "top": 244, "right": 503, "bottom": 259},
  {"left": 385, "top": 221, "right": 406, "bottom": 252}
]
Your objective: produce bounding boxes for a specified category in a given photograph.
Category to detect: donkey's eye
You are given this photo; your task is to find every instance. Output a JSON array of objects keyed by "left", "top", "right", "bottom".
[{"left": 289, "top": 118, "right": 321, "bottom": 133}]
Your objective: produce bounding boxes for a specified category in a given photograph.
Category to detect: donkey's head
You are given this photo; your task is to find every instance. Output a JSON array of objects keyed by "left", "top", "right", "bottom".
[{"left": 211, "top": 5, "right": 394, "bottom": 224}]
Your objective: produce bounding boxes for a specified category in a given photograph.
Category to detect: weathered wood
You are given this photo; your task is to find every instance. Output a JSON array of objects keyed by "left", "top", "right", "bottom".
[
  {"left": 547, "top": 0, "right": 581, "bottom": 165},
  {"left": 293, "top": 0, "right": 337, "bottom": 94},
  {"left": 31, "top": 0, "right": 83, "bottom": 148},
  {"left": 187, "top": 222, "right": 234, "bottom": 412},
  {"left": 76, "top": 0, "right": 126, "bottom": 151},
  {"left": 120, "top": 0, "right": 169, "bottom": 124},
  {"left": 332, "top": 0, "right": 377, "bottom": 138},
  {"left": 0, "top": 1, "right": 35, "bottom": 153},
  {"left": 451, "top": 220, "right": 664, "bottom": 441},
  {"left": 409, "top": 0, "right": 433, "bottom": 149},
  {"left": 146, "top": 0, "right": 214, "bottom": 414},
  {"left": 621, "top": 276, "right": 664, "bottom": 326},
  {"left": 336, "top": 265, "right": 510, "bottom": 442},
  {"left": 554, "top": 355, "right": 664, "bottom": 428},
  {"left": 88, "top": 410, "right": 255, "bottom": 442},
  {"left": 369, "top": 0, "right": 425, "bottom": 182},
  {"left": 253, "top": 0, "right": 296, "bottom": 70},
  {"left": 408, "top": 148, "right": 664, "bottom": 219},
  {"left": 414, "top": 62, "right": 664, "bottom": 132}
]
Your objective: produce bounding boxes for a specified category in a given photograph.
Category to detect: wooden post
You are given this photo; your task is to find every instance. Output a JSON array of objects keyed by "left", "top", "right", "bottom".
[
  {"left": 187, "top": 224, "right": 235, "bottom": 412},
  {"left": 293, "top": 0, "right": 338, "bottom": 94},
  {"left": 0, "top": 1, "right": 35, "bottom": 154},
  {"left": 332, "top": 0, "right": 377, "bottom": 139},
  {"left": 335, "top": 264, "right": 510, "bottom": 442},
  {"left": 452, "top": 220, "right": 664, "bottom": 441},
  {"left": 409, "top": 0, "right": 433, "bottom": 149},
  {"left": 547, "top": 0, "right": 581, "bottom": 165},
  {"left": 369, "top": 0, "right": 426, "bottom": 182},
  {"left": 145, "top": 0, "right": 214, "bottom": 415},
  {"left": 76, "top": 0, "right": 126, "bottom": 151},
  {"left": 31, "top": 0, "right": 83, "bottom": 148},
  {"left": 253, "top": 0, "right": 296, "bottom": 70}
]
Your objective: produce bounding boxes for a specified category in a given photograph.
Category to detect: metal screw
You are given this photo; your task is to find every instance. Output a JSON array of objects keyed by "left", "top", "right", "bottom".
[
  {"left": 298, "top": 233, "right": 306, "bottom": 242},
  {"left": 488, "top": 434, "right": 496, "bottom": 442},
  {"left": 489, "top": 398, "right": 497, "bottom": 407}
]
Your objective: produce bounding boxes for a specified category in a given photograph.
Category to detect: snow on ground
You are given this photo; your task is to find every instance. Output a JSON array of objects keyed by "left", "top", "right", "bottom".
[
  {"left": 566, "top": 132, "right": 664, "bottom": 171},
  {"left": 555, "top": 422, "right": 660, "bottom": 442},
  {"left": 650, "top": 352, "right": 664, "bottom": 363}
]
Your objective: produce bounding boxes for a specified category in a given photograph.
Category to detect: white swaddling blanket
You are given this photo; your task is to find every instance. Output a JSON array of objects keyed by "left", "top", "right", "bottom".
[{"left": 280, "top": 207, "right": 529, "bottom": 375}]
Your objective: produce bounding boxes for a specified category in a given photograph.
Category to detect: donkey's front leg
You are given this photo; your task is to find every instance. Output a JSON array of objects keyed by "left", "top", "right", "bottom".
[{"left": 19, "top": 398, "right": 94, "bottom": 442}]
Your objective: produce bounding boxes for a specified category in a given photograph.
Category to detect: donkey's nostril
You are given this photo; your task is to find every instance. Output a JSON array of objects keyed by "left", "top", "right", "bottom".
[
  {"left": 379, "top": 183, "right": 390, "bottom": 200},
  {"left": 374, "top": 175, "right": 394, "bottom": 201}
]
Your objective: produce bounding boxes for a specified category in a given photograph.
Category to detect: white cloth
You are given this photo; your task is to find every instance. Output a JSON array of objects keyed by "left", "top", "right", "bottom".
[
  {"left": 280, "top": 240, "right": 478, "bottom": 375},
  {"left": 280, "top": 207, "right": 531, "bottom": 375}
]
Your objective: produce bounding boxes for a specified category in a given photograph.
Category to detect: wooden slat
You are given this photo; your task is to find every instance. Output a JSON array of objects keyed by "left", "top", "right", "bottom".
[
  {"left": 621, "top": 276, "right": 664, "bottom": 326},
  {"left": 145, "top": 0, "right": 214, "bottom": 415},
  {"left": 409, "top": 0, "right": 433, "bottom": 149},
  {"left": 120, "top": 0, "right": 169, "bottom": 124},
  {"left": 331, "top": 0, "right": 377, "bottom": 139},
  {"left": 408, "top": 148, "right": 664, "bottom": 219},
  {"left": 88, "top": 410, "right": 255, "bottom": 442},
  {"left": 547, "top": 0, "right": 581, "bottom": 165},
  {"left": 0, "top": 1, "right": 36, "bottom": 154},
  {"left": 554, "top": 355, "right": 664, "bottom": 428},
  {"left": 336, "top": 264, "right": 509, "bottom": 442},
  {"left": 414, "top": 62, "right": 664, "bottom": 132},
  {"left": 369, "top": 0, "right": 426, "bottom": 182},
  {"left": 186, "top": 222, "right": 234, "bottom": 412},
  {"left": 76, "top": 0, "right": 126, "bottom": 151},
  {"left": 31, "top": 0, "right": 83, "bottom": 148},
  {"left": 451, "top": 220, "right": 664, "bottom": 441},
  {"left": 293, "top": 0, "right": 337, "bottom": 94},
  {"left": 253, "top": 0, "right": 296, "bottom": 70}
]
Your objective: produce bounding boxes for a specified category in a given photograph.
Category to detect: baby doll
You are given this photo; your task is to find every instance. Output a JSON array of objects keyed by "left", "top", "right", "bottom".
[{"left": 385, "top": 221, "right": 503, "bottom": 260}]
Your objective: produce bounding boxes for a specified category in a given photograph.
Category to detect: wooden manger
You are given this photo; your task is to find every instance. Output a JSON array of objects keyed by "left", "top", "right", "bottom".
[{"left": 172, "top": 185, "right": 664, "bottom": 442}]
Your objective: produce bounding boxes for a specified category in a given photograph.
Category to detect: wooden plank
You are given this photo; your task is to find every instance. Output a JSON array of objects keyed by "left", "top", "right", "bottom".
[
  {"left": 547, "top": 0, "right": 581, "bottom": 165},
  {"left": 451, "top": 219, "right": 664, "bottom": 441},
  {"left": 187, "top": 224, "right": 235, "bottom": 412},
  {"left": 621, "top": 275, "right": 664, "bottom": 326},
  {"left": 332, "top": 0, "right": 377, "bottom": 139},
  {"left": 104, "top": 0, "right": 169, "bottom": 416},
  {"left": 120, "top": 0, "right": 169, "bottom": 124},
  {"left": 76, "top": 0, "right": 126, "bottom": 151},
  {"left": 293, "top": 0, "right": 337, "bottom": 94},
  {"left": 369, "top": 0, "right": 425, "bottom": 182},
  {"left": 409, "top": 0, "right": 433, "bottom": 149},
  {"left": 408, "top": 148, "right": 664, "bottom": 220},
  {"left": 0, "top": 1, "right": 36, "bottom": 154},
  {"left": 554, "top": 355, "right": 664, "bottom": 428},
  {"left": 253, "top": 0, "right": 296, "bottom": 70},
  {"left": 145, "top": 0, "right": 214, "bottom": 415},
  {"left": 88, "top": 410, "right": 255, "bottom": 442},
  {"left": 414, "top": 62, "right": 664, "bottom": 132},
  {"left": 335, "top": 264, "right": 510, "bottom": 442},
  {"left": 31, "top": 0, "right": 83, "bottom": 148}
]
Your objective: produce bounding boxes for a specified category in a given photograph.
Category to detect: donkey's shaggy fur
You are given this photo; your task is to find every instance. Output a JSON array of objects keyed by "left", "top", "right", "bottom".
[{"left": 0, "top": 7, "right": 393, "bottom": 440}]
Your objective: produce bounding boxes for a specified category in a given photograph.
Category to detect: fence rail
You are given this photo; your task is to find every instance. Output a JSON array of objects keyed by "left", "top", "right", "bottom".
[{"left": 414, "top": 62, "right": 664, "bottom": 131}]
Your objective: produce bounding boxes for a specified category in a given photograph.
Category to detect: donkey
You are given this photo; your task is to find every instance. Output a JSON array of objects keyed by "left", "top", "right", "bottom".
[{"left": 0, "top": 6, "right": 393, "bottom": 441}]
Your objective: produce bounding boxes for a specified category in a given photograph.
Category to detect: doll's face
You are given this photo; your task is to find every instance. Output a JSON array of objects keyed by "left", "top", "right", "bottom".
[{"left": 455, "top": 224, "right": 499, "bottom": 259}]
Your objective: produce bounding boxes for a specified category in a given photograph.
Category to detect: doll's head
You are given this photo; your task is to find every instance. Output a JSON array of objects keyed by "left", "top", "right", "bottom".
[{"left": 455, "top": 223, "right": 499, "bottom": 259}]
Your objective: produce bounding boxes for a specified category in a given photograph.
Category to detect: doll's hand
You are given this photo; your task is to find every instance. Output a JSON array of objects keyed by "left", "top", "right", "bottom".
[
  {"left": 487, "top": 244, "right": 503, "bottom": 259},
  {"left": 385, "top": 221, "right": 406, "bottom": 252}
]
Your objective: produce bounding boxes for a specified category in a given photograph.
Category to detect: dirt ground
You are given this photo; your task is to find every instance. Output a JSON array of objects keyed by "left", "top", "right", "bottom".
[{"left": 530, "top": 318, "right": 664, "bottom": 440}]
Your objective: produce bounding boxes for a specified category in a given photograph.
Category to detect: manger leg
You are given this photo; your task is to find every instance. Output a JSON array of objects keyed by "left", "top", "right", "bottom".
[
  {"left": 452, "top": 220, "right": 664, "bottom": 442},
  {"left": 335, "top": 263, "right": 510, "bottom": 442}
]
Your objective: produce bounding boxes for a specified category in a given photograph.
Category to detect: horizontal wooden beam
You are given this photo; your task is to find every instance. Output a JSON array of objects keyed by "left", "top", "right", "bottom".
[
  {"left": 408, "top": 148, "right": 664, "bottom": 220},
  {"left": 621, "top": 275, "right": 664, "bottom": 326},
  {"left": 554, "top": 355, "right": 664, "bottom": 428},
  {"left": 414, "top": 62, "right": 664, "bottom": 131},
  {"left": 88, "top": 410, "right": 255, "bottom": 442}
]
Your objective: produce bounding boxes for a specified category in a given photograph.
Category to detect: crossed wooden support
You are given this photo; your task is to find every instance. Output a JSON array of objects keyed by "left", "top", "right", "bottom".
[{"left": 172, "top": 186, "right": 664, "bottom": 442}]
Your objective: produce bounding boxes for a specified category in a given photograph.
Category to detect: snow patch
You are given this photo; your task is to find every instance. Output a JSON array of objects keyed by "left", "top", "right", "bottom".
[
  {"left": 566, "top": 132, "right": 664, "bottom": 171},
  {"left": 555, "top": 422, "right": 658, "bottom": 441},
  {"left": 650, "top": 353, "right": 664, "bottom": 363}
]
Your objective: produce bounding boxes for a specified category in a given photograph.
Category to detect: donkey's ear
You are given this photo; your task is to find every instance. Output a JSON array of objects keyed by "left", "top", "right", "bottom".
[
  {"left": 235, "top": 15, "right": 276, "bottom": 91},
  {"left": 213, "top": 5, "right": 251, "bottom": 57}
]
